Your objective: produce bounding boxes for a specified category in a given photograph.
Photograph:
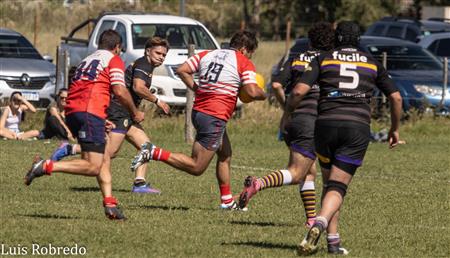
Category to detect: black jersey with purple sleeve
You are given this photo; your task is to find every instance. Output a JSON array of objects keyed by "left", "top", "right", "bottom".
[
  {"left": 298, "top": 46, "right": 398, "bottom": 125},
  {"left": 273, "top": 50, "right": 321, "bottom": 115}
]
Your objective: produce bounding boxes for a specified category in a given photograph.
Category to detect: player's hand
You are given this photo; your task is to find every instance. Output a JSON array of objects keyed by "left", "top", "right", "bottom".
[
  {"left": 132, "top": 111, "right": 145, "bottom": 124},
  {"left": 388, "top": 129, "right": 400, "bottom": 149},
  {"left": 157, "top": 100, "right": 170, "bottom": 115},
  {"left": 105, "top": 120, "right": 116, "bottom": 133}
]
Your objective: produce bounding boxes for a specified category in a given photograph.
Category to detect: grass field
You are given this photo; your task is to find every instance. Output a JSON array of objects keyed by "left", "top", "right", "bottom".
[{"left": 1, "top": 105, "right": 449, "bottom": 257}]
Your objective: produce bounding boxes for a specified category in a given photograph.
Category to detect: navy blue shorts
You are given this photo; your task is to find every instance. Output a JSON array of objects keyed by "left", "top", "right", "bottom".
[
  {"left": 192, "top": 110, "right": 226, "bottom": 151},
  {"left": 284, "top": 113, "right": 316, "bottom": 160},
  {"left": 66, "top": 112, "right": 106, "bottom": 153},
  {"left": 314, "top": 120, "right": 370, "bottom": 175}
]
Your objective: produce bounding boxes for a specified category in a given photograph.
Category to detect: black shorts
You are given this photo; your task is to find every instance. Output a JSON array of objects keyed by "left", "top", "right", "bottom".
[
  {"left": 284, "top": 113, "right": 316, "bottom": 160},
  {"left": 66, "top": 112, "right": 106, "bottom": 153},
  {"left": 314, "top": 120, "right": 370, "bottom": 175},
  {"left": 192, "top": 110, "right": 226, "bottom": 151},
  {"left": 107, "top": 101, "right": 132, "bottom": 134}
]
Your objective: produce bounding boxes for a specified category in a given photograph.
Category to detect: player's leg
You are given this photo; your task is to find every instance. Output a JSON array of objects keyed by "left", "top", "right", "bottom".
[
  {"left": 215, "top": 131, "right": 239, "bottom": 210},
  {"left": 125, "top": 124, "right": 160, "bottom": 194},
  {"left": 299, "top": 162, "right": 317, "bottom": 228}
]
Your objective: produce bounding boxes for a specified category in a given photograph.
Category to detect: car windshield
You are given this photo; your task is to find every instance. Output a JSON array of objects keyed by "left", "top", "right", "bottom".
[
  {"left": 132, "top": 24, "right": 216, "bottom": 50},
  {"left": 0, "top": 35, "right": 42, "bottom": 59},
  {"left": 366, "top": 45, "right": 442, "bottom": 70}
]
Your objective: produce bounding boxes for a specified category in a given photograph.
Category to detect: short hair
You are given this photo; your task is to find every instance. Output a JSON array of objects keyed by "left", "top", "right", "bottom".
[
  {"left": 145, "top": 37, "right": 170, "bottom": 51},
  {"left": 230, "top": 30, "right": 258, "bottom": 53},
  {"left": 98, "top": 29, "right": 122, "bottom": 50},
  {"left": 335, "top": 21, "right": 361, "bottom": 47},
  {"left": 308, "top": 22, "right": 335, "bottom": 51}
]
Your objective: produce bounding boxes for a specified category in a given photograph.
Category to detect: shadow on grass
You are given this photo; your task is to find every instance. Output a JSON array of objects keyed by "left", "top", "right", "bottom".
[
  {"left": 222, "top": 241, "right": 297, "bottom": 251},
  {"left": 70, "top": 187, "right": 129, "bottom": 193},
  {"left": 229, "top": 220, "right": 295, "bottom": 227},
  {"left": 128, "top": 205, "right": 190, "bottom": 211},
  {"left": 19, "top": 213, "right": 80, "bottom": 220}
]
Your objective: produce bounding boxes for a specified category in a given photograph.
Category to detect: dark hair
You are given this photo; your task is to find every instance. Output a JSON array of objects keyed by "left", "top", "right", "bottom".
[
  {"left": 335, "top": 21, "right": 360, "bottom": 47},
  {"left": 98, "top": 29, "right": 122, "bottom": 50},
  {"left": 308, "top": 22, "right": 335, "bottom": 51},
  {"left": 10, "top": 91, "right": 22, "bottom": 101},
  {"left": 145, "top": 36, "right": 170, "bottom": 51},
  {"left": 57, "top": 88, "right": 68, "bottom": 97},
  {"left": 230, "top": 30, "right": 258, "bottom": 53}
]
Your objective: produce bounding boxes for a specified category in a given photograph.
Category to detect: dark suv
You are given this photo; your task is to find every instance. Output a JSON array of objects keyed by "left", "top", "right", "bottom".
[
  {"left": 364, "top": 17, "right": 450, "bottom": 42},
  {"left": 268, "top": 36, "right": 449, "bottom": 113}
]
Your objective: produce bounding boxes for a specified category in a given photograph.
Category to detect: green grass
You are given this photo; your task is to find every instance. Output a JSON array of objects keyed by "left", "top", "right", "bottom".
[{"left": 1, "top": 106, "right": 450, "bottom": 257}]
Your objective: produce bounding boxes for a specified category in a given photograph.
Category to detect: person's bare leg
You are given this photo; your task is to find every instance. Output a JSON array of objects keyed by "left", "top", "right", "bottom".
[
  {"left": 52, "top": 151, "right": 104, "bottom": 176},
  {"left": 216, "top": 132, "right": 235, "bottom": 208},
  {"left": 126, "top": 125, "right": 150, "bottom": 180},
  {"left": 97, "top": 132, "right": 126, "bottom": 198},
  {"left": 0, "top": 128, "right": 17, "bottom": 139},
  {"left": 164, "top": 142, "right": 216, "bottom": 176},
  {"left": 17, "top": 129, "right": 40, "bottom": 140}
]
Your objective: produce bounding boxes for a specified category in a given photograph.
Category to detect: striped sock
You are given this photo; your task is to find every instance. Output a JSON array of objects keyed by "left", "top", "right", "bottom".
[
  {"left": 219, "top": 184, "right": 233, "bottom": 205},
  {"left": 300, "top": 181, "right": 317, "bottom": 221},
  {"left": 327, "top": 233, "right": 341, "bottom": 246},
  {"left": 151, "top": 147, "right": 171, "bottom": 161},
  {"left": 259, "top": 169, "right": 292, "bottom": 190}
]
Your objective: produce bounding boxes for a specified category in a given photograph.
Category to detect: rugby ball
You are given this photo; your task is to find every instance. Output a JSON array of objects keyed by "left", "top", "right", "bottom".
[{"left": 239, "top": 73, "right": 265, "bottom": 103}]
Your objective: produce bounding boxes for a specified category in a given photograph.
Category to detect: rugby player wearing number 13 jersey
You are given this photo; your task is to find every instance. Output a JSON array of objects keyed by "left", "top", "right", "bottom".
[
  {"left": 286, "top": 21, "right": 402, "bottom": 255},
  {"left": 24, "top": 30, "right": 145, "bottom": 219},
  {"left": 130, "top": 31, "right": 266, "bottom": 209}
]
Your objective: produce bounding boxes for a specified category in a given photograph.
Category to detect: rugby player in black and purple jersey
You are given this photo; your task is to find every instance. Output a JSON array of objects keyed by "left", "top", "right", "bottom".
[
  {"left": 287, "top": 21, "right": 402, "bottom": 255},
  {"left": 238, "top": 22, "right": 335, "bottom": 228}
]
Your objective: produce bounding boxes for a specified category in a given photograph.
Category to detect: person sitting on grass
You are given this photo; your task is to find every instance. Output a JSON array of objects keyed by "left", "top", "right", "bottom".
[{"left": 0, "top": 91, "right": 39, "bottom": 140}]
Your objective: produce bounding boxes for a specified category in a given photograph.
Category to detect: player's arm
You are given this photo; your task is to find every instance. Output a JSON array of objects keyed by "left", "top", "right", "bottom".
[
  {"left": 272, "top": 58, "right": 291, "bottom": 108},
  {"left": 376, "top": 64, "right": 402, "bottom": 148},
  {"left": 0, "top": 107, "right": 9, "bottom": 130},
  {"left": 132, "top": 77, "right": 170, "bottom": 114},
  {"left": 285, "top": 59, "right": 319, "bottom": 113},
  {"left": 109, "top": 57, "right": 144, "bottom": 123},
  {"left": 177, "top": 62, "right": 197, "bottom": 91},
  {"left": 240, "top": 82, "right": 266, "bottom": 101},
  {"left": 0, "top": 107, "right": 16, "bottom": 139}
]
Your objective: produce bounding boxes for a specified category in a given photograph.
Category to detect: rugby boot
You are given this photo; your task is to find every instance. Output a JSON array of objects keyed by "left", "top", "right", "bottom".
[
  {"left": 50, "top": 141, "right": 71, "bottom": 161},
  {"left": 24, "top": 156, "right": 47, "bottom": 186},
  {"left": 132, "top": 183, "right": 161, "bottom": 194},
  {"left": 298, "top": 223, "right": 325, "bottom": 255},
  {"left": 103, "top": 197, "right": 126, "bottom": 221},
  {"left": 219, "top": 200, "right": 248, "bottom": 211},
  {"left": 130, "top": 142, "right": 155, "bottom": 172},
  {"left": 328, "top": 243, "right": 349, "bottom": 255},
  {"left": 238, "top": 176, "right": 260, "bottom": 209}
]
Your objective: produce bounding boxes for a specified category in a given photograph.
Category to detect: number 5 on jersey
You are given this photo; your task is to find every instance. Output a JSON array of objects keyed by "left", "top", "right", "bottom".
[{"left": 339, "top": 63, "right": 359, "bottom": 89}]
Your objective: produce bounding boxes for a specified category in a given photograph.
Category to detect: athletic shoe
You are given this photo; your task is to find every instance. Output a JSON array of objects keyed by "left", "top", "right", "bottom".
[
  {"left": 50, "top": 141, "right": 70, "bottom": 161},
  {"left": 104, "top": 206, "right": 126, "bottom": 220},
  {"left": 298, "top": 223, "right": 324, "bottom": 255},
  {"left": 305, "top": 218, "right": 316, "bottom": 229},
  {"left": 328, "top": 243, "right": 349, "bottom": 255},
  {"left": 130, "top": 142, "right": 155, "bottom": 172},
  {"left": 219, "top": 200, "right": 248, "bottom": 211},
  {"left": 132, "top": 183, "right": 161, "bottom": 194},
  {"left": 24, "top": 156, "right": 46, "bottom": 186},
  {"left": 238, "top": 176, "right": 260, "bottom": 209}
]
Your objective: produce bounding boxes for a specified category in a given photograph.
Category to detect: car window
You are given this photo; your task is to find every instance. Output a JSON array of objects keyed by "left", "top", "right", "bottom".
[
  {"left": 0, "top": 35, "right": 42, "bottom": 59},
  {"left": 367, "top": 45, "right": 442, "bottom": 70},
  {"left": 427, "top": 40, "right": 439, "bottom": 53},
  {"left": 436, "top": 38, "right": 450, "bottom": 56},
  {"left": 372, "top": 24, "right": 385, "bottom": 36},
  {"left": 115, "top": 22, "right": 127, "bottom": 50},
  {"left": 95, "top": 20, "right": 115, "bottom": 45},
  {"left": 405, "top": 27, "right": 418, "bottom": 41},
  {"left": 132, "top": 24, "right": 216, "bottom": 50},
  {"left": 386, "top": 25, "right": 404, "bottom": 38}
]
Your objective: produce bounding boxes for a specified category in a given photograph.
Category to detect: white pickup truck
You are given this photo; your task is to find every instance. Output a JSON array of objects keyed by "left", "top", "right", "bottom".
[{"left": 60, "top": 12, "right": 226, "bottom": 112}]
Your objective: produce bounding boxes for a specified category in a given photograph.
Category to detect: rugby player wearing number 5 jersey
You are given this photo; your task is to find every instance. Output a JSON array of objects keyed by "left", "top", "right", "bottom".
[
  {"left": 287, "top": 22, "right": 402, "bottom": 255},
  {"left": 24, "top": 30, "right": 145, "bottom": 219},
  {"left": 130, "top": 31, "right": 266, "bottom": 209}
]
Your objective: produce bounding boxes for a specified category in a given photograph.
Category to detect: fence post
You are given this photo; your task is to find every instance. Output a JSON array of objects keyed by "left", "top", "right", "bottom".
[
  {"left": 184, "top": 44, "right": 195, "bottom": 144},
  {"left": 285, "top": 17, "right": 291, "bottom": 57},
  {"left": 439, "top": 57, "right": 448, "bottom": 111}
]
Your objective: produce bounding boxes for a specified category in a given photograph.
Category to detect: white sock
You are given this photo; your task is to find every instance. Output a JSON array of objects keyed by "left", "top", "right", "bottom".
[
  {"left": 280, "top": 169, "right": 293, "bottom": 185},
  {"left": 301, "top": 181, "right": 315, "bottom": 191}
]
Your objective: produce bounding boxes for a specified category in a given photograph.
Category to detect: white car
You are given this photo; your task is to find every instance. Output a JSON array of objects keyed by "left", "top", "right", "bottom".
[
  {"left": 0, "top": 28, "right": 56, "bottom": 107},
  {"left": 61, "top": 12, "right": 243, "bottom": 114}
]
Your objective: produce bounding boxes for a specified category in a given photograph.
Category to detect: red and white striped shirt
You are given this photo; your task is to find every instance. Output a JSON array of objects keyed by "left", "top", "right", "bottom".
[
  {"left": 65, "top": 50, "right": 125, "bottom": 119},
  {"left": 186, "top": 49, "right": 257, "bottom": 121}
]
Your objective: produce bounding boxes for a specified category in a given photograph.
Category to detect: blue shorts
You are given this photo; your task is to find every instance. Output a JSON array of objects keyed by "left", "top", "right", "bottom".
[
  {"left": 192, "top": 110, "right": 226, "bottom": 151},
  {"left": 66, "top": 112, "right": 106, "bottom": 153}
]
